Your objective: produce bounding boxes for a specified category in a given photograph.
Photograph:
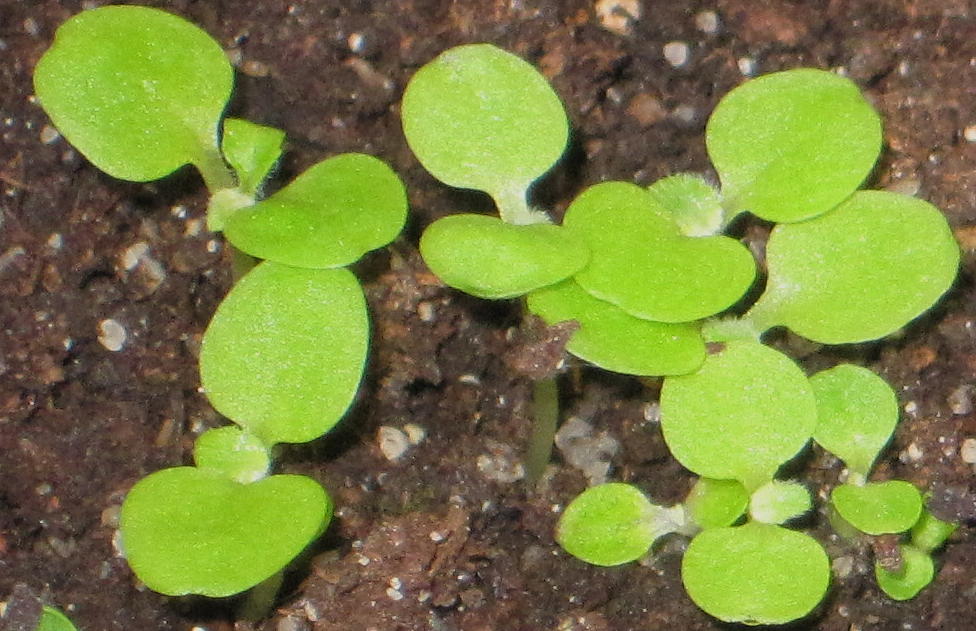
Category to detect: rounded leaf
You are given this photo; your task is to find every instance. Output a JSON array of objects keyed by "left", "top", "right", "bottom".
[
  {"left": 749, "top": 480, "right": 812, "bottom": 524},
  {"left": 120, "top": 467, "right": 331, "bottom": 597},
  {"left": 200, "top": 262, "right": 368, "bottom": 445},
  {"left": 684, "top": 478, "right": 749, "bottom": 529},
  {"left": 682, "top": 523, "right": 830, "bottom": 624},
  {"left": 223, "top": 154, "right": 407, "bottom": 268},
  {"left": 910, "top": 510, "right": 957, "bottom": 553},
  {"left": 222, "top": 118, "right": 285, "bottom": 197},
  {"left": 194, "top": 426, "right": 270, "bottom": 484},
  {"left": 37, "top": 607, "right": 78, "bottom": 631},
  {"left": 401, "top": 44, "right": 568, "bottom": 199},
  {"left": 875, "top": 544, "right": 934, "bottom": 601},
  {"left": 565, "top": 182, "right": 755, "bottom": 323},
  {"left": 750, "top": 191, "right": 960, "bottom": 343},
  {"left": 832, "top": 480, "right": 923, "bottom": 535},
  {"left": 556, "top": 483, "right": 661, "bottom": 566},
  {"left": 527, "top": 279, "right": 706, "bottom": 376},
  {"left": 707, "top": 68, "right": 881, "bottom": 222},
  {"left": 34, "top": 6, "right": 233, "bottom": 182},
  {"left": 420, "top": 214, "right": 588, "bottom": 299},
  {"left": 661, "top": 342, "right": 817, "bottom": 490},
  {"left": 810, "top": 364, "right": 898, "bottom": 476}
]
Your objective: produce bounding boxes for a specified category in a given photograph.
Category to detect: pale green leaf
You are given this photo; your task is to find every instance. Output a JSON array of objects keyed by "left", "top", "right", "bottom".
[
  {"left": 223, "top": 154, "right": 407, "bottom": 268},
  {"left": 401, "top": 44, "right": 568, "bottom": 208},
  {"left": 565, "top": 182, "right": 755, "bottom": 323},
  {"left": 749, "top": 480, "right": 812, "bottom": 524},
  {"left": 682, "top": 523, "right": 830, "bottom": 624},
  {"left": 34, "top": 6, "right": 233, "bottom": 186},
  {"left": 120, "top": 467, "right": 330, "bottom": 597},
  {"left": 832, "top": 480, "right": 923, "bottom": 535},
  {"left": 420, "top": 214, "right": 588, "bottom": 299},
  {"left": 222, "top": 118, "right": 285, "bottom": 196},
  {"left": 749, "top": 191, "right": 959, "bottom": 343},
  {"left": 194, "top": 427, "right": 270, "bottom": 484},
  {"left": 36, "top": 607, "right": 78, "bottom": 631},
  {"left": 200, "top": 262, "right": 368, "bottom": 445},
  {"left": 875, "top": 544, "right": 935, "bottom": 601},
  {"left": 661, "top": 341, "right": 817, "bottom": 490},
  {"left": 684, "top": 478, "right": 749, "bottom": 529},
  {"left": 556, "top": 483, "right": 669, "bottom": 566},
  {"left": 527, "top": 279, "right": 705, "bottom": 376},
  {"left": 707, "top": 68, "right": 881, "bottom": 223},
  {"left": 810, "top": 364, "right": 898, "bottom": 477}
]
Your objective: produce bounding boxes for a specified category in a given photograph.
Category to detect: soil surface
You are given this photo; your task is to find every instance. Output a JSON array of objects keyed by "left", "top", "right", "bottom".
[{"left": 2, "top": 1, "right": 976, "bottom": 630}]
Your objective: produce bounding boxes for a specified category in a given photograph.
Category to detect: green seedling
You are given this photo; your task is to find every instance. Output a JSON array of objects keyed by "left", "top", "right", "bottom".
[
  {"left": 36, "top": 5, "right": 406, "bottom": 603},
  {"left": 36, "top": 606, "right": 79, "bottom": 631}
]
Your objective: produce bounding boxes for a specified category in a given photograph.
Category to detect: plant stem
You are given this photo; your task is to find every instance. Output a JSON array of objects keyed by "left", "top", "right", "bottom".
[
  {"left": 494, "top": 184, "right": 551, "bottom": 225},
  {"left": 194, "top": 148, "right": 237, "bottom": 193},
  {"left": 524, "top": 375, "right": 560, "bottom": 484},
  {"left": 237, "top": 571, "right": 284, "bottom": 621}
]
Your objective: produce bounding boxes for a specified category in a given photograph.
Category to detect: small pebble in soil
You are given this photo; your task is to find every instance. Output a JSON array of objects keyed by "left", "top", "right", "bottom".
[
  {"left": 46, "top": 233, "right": 62, "bottom": 249},
  {"left": 377, "top": 426, "right": 410, "bottom": 461},
  {"left": 832, "top": 555, "right": 854, "bottom": 579},
  {"left": 899, "top": 442, "right": 924, "bottom": 463},
  {"left": 964, "top": 125, "right": 976, "bottom": 142},
  {"left": 904, "top": 400, "right": 919, "bottom": 416},
  {"left": 554, "top": 416, "right": 620, "bottom": 486},
  {"left": 403, "top": 423, "right": 426, "bottom": 445},
  {"left": 642, "top": 402, "right": 661, "bottom": 423},
  {"left": 948, "top": 385, "right": 974, "bottom": 415},
  {"left": 348, "top": 32, "right": 365, "bottom": 54},
  {"left": 663, "top": 41, "right": 690, "bottom": 67},
  {"left": 477, "top": 439, "right": 524, "bottom": 483},
  {"left": 594, "top": 0, "right": 641, "bottom": 36},
  {"left": 737, "top": 56, "right": 757, "bottom": 76},
  {"left": 97, "top": 319, "right": 127, "bottom": 352},
  {"left": 241, "top": 59, "right": 271, "bottom": 78},
  {"left": 695, "top": 10, "right": 720, "bottom": 34},
  {"left": 960, "top": 438, "right": 976, "bottom": 464},
  {"left": 39, "top": 125, "right": 60, "bottom": 144}
]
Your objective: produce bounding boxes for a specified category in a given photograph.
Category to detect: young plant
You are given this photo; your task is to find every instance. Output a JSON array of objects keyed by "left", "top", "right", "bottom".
[
  {"left": 35, "top": 6, "right": 406, "bottom": 601},
  {"left": 401, "top": 44, "right": 960, "bottom": 624}
]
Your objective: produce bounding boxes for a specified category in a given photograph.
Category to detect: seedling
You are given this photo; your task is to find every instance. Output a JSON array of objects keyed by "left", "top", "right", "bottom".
[
  {"left": 35, "top": 5, "right": 406, "bottom": 601},
  {"left": 36, "top": 606, "right": 79, "bottom": 631},
  {"left": 401, "top": 44, "right": 960, "bottom": 624}
]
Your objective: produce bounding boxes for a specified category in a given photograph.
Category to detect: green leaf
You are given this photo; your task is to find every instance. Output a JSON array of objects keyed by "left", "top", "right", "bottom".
[
  {"left": 401, "top": 44, "right": 567, "bottom": 223},
  {"left": 749, "top": 480, "right": 812, "bottom": 524},
  {"left": 527, "top": 279, "right": 706, "bottom": 376},
  {"left": 661, "top": 341, "right": 817, "bottom": 490},
  {"left": 682, "top": 523, "right": 830, "bottom": 624},
  {"left": 222, "top": 118, "right": 285, "bottom": 196},
  {"left": 910, "top": 510, "right": 957, "bottom": 553},
  {"left": 706, "top": 68, "right": 881, "bottom": 223},
  {"left": 37, "top": 607, "right": 78, "bottom": 631},
  {"left": 557, "top": 483, "right": 679, "bottom": 566},
  {"left": 748, "top": 191, "right": 960, "bottom": 343},
  {"left": 875, "top": 544, "right": 935, "bottom": 601},
  {"left": 810, "top": 364, "right": 898, "bottom": 477},
  {"left": 565, "top": 182, "right": 755, "bottom": 323},
  {"left": 646, "top": 174, "right": 724, "bottom": 237},
  {"left": 223, "top": 154, "right": 407, "bottom": 268},
  {"left": 684, "top": 478, "right": 749, "bottom": 529},
  {"left": 832, "top": 480, "right": 923, "bottom": 535},
  {"left": 194, "top": 426, "right": 270, "bottom": 484},
  {"left": 200, "top": 262, "right": 368, "bottom": 445},
  {"left": 34, "top": 6, "right": 233, "bottom": 188},
  {"left": 420, "top": 214, "right": 588, "bottom": 299},
  {"left": 120, "top": 467, "right": 330, "bottom": 597}
]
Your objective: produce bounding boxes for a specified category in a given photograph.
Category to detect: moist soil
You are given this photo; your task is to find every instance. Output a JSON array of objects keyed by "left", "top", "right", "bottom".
[{"left": 3, "top": 1, "right": 976, "bottom": 629}]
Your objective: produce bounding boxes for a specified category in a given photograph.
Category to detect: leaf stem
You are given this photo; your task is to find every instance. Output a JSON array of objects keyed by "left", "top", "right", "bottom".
[
  {"left": 494, "top": 184, "right": 551, "bottom": 225},
  {"left": 524, "top": 375, "right": 560, "bottom": 485},
  {"left": 194, "top": 149, "right": 238, "bottom": 193}
]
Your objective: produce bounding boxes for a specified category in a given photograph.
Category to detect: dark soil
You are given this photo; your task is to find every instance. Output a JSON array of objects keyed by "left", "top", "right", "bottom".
[{"left": 3, "top": 1, "right": 976, "bottom": 629}]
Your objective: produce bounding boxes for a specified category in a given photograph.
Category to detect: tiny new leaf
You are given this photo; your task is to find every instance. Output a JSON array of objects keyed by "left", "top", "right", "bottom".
[
  {"left": 194, "top": 426, "right": 270, "bottom": 484},
  {"left": 200, "top": 262, "right": 368, "bottom": 445},
  {"left": 401, "top": 44, "right": 568, "bottom": 218},
  {"left": 420, "top": 214, "right": 588, "bottom": 299},
  {"left": 221, "top": 118, "right": 286, "bottom": 197},
  {"left": 223, "top": 154, "right": 407, "bottom": 268},
  {"left": 120, "top": 467, "right": 330, "bottom": 597},
  {"left": 527, "top": 279, "right": 706, "bottom": 376},
  {"left": 749, "top": 480, "right": 812, "bottom": 525},
  {"left": 748, "top": 191, "right": 959, "bottom": 343},
  {"left": 832, "top": 480, "right": 923, "bottom": 535},
  {"left": 565, "top": 182, "right": 755, "bottom": 323},
  {"left": 706, "top": 68, "right": 882, "bottom": 223},
  {"left": 684, "top": 478, "right": 749, "bottom": 529},
  {"left": 875, "top": 544, "right": 935, "bottom": 601},
  {"left": 682, "top": 522, "right": 830, "bottom": 625},
  {"left": 34, "top": 5, "right": 233, "bottom": 186},
  {"left": 661, "top": 342, "right": 817, "bottom": 490},
  {"left": 810, "top": 364, "right": 899, "bottom": 477},
  {"left": 646, "top": 174, "right": 725, "bottom": 237}
]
